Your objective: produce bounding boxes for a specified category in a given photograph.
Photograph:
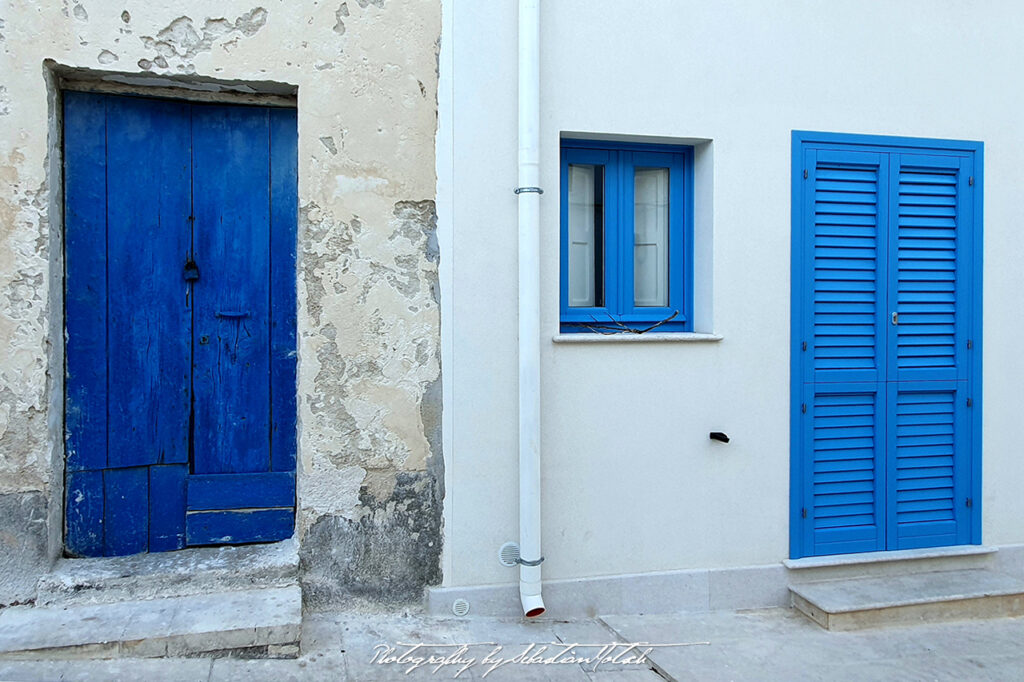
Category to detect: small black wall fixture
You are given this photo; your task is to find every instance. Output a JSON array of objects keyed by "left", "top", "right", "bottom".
[{"left": 709, "top": 432, "right": 730, "bottom": 443}]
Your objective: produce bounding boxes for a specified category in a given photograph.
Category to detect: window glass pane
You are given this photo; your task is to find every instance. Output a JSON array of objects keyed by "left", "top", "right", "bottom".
[
  {"left": 568, "top": 164, "right": 604, "bottom": 307},
  {"left": 634, "top": 167, "right": 669, "bottom": 307}
]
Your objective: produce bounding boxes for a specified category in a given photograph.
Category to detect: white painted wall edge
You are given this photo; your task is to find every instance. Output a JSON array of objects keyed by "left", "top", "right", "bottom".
[{"left": 436, "top": 0, "right": 456, "bottom": 588}]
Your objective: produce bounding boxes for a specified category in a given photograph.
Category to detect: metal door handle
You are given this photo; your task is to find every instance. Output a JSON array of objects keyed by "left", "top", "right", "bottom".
[
  {"left": 215, "top": 311, "right": 250, "bottom": 319},
  {"left": 892, "top": 311, "right": 899, "bottom": 325}
]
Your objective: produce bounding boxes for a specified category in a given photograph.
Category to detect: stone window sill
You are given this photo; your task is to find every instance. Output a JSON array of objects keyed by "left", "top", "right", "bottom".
[{"left": 551, "top": 332, "right": 723, "bottom": 344}]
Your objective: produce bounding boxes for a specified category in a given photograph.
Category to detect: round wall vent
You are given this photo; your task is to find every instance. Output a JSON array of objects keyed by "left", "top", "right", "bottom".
[
  {"left": 452, "top": 598, "right": 470, "bottom": 617},
  {"left": 499, "top": 541, "right": 521, "bottom": 567}
]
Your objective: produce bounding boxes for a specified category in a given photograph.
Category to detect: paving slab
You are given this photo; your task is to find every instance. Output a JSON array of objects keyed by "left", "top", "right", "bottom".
[
  {"left": 602, "top": 608, "right": 1024, "bottom": 682},
  {"left": 321, "top": 612, "right": 662, "bottom": 680},
  {"left": 0, "top": 658, "right": 213, "bottom": 681},
  {"left": 209, "top": 657, "right": 322, "bottom": 682}
]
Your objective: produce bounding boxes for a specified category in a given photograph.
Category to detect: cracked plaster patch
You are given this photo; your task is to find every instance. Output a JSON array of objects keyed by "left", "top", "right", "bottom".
[
  {"left": 333, "top": 3, "right": 349, "bottom": 35},
  {"left": 0, "top": 169, "right": 50, "bottom": 492},
  {"left": 138, "top": 8, "right": 268, "bottom": 71}
]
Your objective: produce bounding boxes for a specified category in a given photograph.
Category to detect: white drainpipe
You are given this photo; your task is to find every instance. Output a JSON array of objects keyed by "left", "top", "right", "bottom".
[{"left": 516, "top": 0, "right": 545, "bottom": 618}]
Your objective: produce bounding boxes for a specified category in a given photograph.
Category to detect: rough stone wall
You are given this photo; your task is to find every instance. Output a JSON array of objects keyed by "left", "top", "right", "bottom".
[{"left": 0, "top": 0, "right": 442, "bottom": 607}]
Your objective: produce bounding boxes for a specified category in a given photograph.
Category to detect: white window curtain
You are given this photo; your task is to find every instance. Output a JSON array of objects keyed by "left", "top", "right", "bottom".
[
  {"left": 633, "top": 167, "right": 669, "bottom": 307},
  {"left": 568, "top": 164, "right": 599, "bottom": 307}
]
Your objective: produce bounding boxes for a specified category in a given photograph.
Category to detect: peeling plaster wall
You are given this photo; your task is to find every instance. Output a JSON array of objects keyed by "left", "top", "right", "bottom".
[{"left": 0, "top": 0, "right": 441, "bottom": 607}]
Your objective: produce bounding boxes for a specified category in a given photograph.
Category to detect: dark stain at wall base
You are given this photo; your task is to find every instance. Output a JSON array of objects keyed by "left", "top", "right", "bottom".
[{"left": 300, "top": 468, "right": 443, "bottom": 607}]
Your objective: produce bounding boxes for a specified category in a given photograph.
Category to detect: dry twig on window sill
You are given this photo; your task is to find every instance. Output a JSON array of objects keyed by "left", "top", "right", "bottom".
[{"left": 580, "top": 310, "right": 680, "bottom": 335}]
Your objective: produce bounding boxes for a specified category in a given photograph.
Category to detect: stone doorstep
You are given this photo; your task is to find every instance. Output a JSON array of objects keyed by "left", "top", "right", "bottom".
[
  {"left": 0, "top": 586, "right": 301, "bottom": 660},
  {"left": 783, "top": 544, "right": 998, "bottom": 571},
  {"left": 784, "top": 544, "right": 999, "bottom": 584},
  {"left": 790, "top": 569, "right": 1024, "bottom": 631},
  {"left": 36, "top": 538, "right": 299, "bottom": 607}
]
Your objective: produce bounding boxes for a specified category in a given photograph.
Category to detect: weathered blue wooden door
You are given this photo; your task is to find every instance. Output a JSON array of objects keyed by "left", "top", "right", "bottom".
[
  {"left": 791, "top": 132, "right": 982, "bottom": 559},
  {"left": 64, "top": 92, "right": 297, "bottom": 556}
]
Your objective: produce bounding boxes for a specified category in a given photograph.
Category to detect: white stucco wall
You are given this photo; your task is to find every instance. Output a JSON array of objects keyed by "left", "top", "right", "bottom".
[{"left": 439, "top": 0, "right": 1024, "bottom": 587}]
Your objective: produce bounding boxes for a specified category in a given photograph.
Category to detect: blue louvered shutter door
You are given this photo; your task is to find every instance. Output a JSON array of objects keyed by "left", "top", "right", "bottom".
[
  {"left": 801, "top": 149, "right": 889, "bottom": 555},
  {"left": 887, "top": 154, "right": 972, "bottom": 549}
]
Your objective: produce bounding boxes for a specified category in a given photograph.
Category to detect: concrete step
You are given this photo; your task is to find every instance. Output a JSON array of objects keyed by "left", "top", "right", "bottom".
[
  {"left": 0, "top": 586, "right": 301, "bottom": 660},
  {"left": 790, "top": 569, "right": 1024, "bottom": 631},
  {"left": 784, "top": 544, "right": 998, "bottom": 584},
  {"left": 36, "top": 539, "right": 298, "bottom": 607}
]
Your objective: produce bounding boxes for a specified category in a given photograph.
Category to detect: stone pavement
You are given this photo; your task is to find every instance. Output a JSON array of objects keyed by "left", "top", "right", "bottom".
[{"left": 1, "top": 607, "right": 1024, "bottom": 680}]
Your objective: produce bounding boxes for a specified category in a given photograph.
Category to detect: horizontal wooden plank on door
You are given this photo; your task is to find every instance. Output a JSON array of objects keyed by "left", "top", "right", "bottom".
[
  {"left": 186, "top": 509, "right": 294, "bottom": 546},
  {"left": 187, "top": 472, "right": 295, "bottom": 511}
]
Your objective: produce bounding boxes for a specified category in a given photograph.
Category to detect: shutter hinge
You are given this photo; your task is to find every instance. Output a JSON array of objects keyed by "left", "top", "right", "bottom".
[
  {"left": 969, "top": 176, "right": 975, "bottom": 186},
  {"left": 967, "top": 397, "right": 973, "bottom": 407},
  {"left": 802, "top": 508, "right": 808, "bottom": 518},
  {"left": 802, "top": 341, "right": 807, "bottom": 351},
  {"left": 803, "top": 169, "right": 809, "bottom": 179},
  {"left": 801, "top": 403, "right": 807, "bottom": 414},
  {"left": 966, "top": 498, "right": 973, "bottom": 508},
  {"left": 967, "top": 339, "right": 973, "bottom": 349}
]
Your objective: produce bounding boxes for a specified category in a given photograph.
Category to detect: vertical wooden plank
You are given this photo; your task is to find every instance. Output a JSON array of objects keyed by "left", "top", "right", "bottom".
[
  {"left": 191, "top": 104, "right": 272, "bottom": 474},
  {"left": 65, "top": 470, "right": 104, "bottom": 556},
  {"left": 269, "top": 108, "right": 298, "bottom": 473},
  {"left": 103, "top": 467, "right": 149, "bottom": 555},
  {"left": 64, "top": 91, "right": 108, "bottom": 473},
  {"left": 105, "top": 95, "right": 192, "bottom": 468},
  {"left": 149, "top": 464, "right": 187, "bottom": 552}
]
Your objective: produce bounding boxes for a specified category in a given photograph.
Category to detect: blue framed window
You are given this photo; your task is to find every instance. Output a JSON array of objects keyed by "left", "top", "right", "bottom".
[{"left": 560, "top": 139, "right": 693, "bottom": 332}]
